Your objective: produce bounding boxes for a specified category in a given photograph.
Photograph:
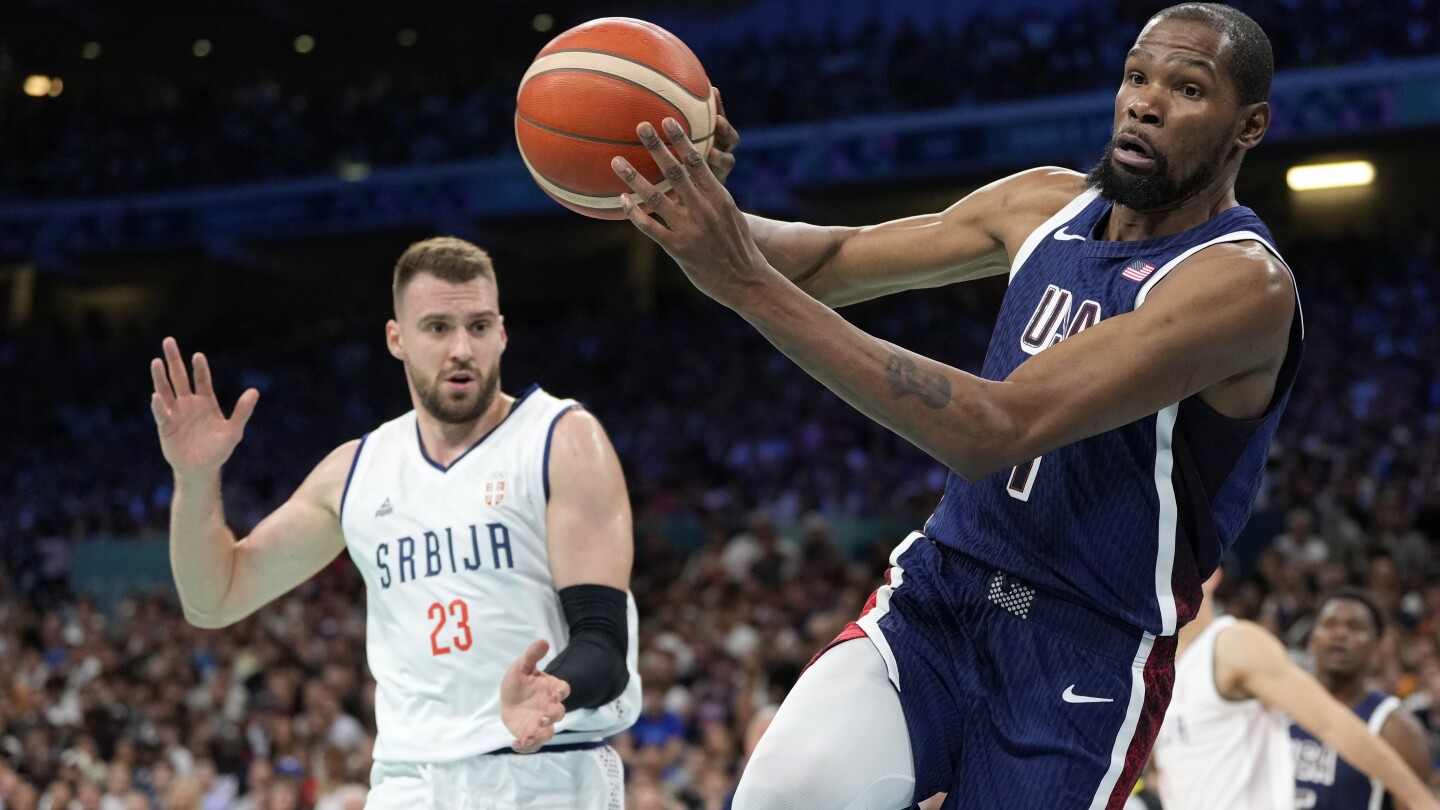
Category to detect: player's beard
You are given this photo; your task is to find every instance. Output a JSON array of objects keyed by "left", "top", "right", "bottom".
[
  {"left": 1085, "top": 130, "right": 1230, "bottom": 212},
  {"left": 413, "top": 363, "right": 501, "bottom": 425}
]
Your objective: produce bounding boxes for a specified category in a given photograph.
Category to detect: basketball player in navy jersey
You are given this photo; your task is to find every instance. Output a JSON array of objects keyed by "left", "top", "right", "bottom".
[
  {"left": 614, "top": 3, "right": 1301, "bottom": 808},
  {"left": 1294, "top": 590, "right": 1432, "bottom": 809},
  {"left": 150, "top": 238, "right": 639, "bottom": 807}
]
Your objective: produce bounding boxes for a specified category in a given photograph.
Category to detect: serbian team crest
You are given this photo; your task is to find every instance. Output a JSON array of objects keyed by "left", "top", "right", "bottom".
[{"left": 484, "top": 473, "right": 507, "bottom": 507}]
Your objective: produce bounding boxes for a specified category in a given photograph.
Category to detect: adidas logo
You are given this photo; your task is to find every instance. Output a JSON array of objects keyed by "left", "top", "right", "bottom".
[{"left": 376, "top": 498, "right": 393, "bottom": 518}]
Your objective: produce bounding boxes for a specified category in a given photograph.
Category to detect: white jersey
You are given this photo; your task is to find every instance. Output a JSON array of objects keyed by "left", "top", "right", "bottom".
[
  {"left": 340, "top": 385, "right": 641, "bottom": 763},
  {"left": 1152, "top": 616, "right": 1294, "bottom": 810}
]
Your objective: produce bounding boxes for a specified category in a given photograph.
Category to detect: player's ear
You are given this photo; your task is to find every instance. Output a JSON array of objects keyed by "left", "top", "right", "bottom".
[
  {"left": 386, "top": 320, "right": 405, "bottom": 361},
  {"left": 1237, "top": 101, "right": 1269, "bottom": 150},
  {"left": 498, "top": 315, "right": 508, "bottom": 355}
]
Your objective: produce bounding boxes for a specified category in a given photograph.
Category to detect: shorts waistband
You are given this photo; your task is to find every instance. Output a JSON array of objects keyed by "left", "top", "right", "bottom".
[
  {"left": 483, "top": 740, "right": 606, "bottom": 756},
  {"left": 924, "top": 535, "right": 1169, "bottom": 662}
]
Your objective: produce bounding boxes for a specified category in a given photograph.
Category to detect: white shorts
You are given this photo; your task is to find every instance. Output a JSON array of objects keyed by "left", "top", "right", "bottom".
[{"left": 367, "top": 745, "right": 623, "bottom": 810}]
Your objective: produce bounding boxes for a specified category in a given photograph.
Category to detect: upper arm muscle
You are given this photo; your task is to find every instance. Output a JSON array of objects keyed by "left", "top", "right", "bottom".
[
  {"left": 546, "top": 409, "right": 632, "bottom": 591},
  {"left": 211, "top": 440, "right": 355, "bottom": 624},
  {"left": 812, "top": 168, "right": 1087, "bottom": 307},
  {"left": 1381, "top": 710, "right": 1433, "bottom": 783}
]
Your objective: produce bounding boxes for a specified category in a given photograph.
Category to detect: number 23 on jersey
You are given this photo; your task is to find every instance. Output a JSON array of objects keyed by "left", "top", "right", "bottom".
[{"left": 428, "top": 599, "right": 473, "bottom": 656}]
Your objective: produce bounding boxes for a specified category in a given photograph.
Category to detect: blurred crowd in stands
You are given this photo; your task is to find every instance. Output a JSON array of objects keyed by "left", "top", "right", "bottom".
[
  {"left": 2, "top": 217, "right": 1438, "bottom": 807},
  {"left": 3, "top": 0, "right": 1437, "bottom": 199}
]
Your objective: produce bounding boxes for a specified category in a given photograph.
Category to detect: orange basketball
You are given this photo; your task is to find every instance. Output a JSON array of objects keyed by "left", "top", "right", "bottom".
[{"left": 515, "top": 18, "right": 717, "bottom": 220}]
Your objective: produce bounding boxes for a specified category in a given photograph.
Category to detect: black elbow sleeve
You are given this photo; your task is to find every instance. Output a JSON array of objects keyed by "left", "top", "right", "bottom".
[{"left": 543, "top": 584, "right": 630, "bottom": 711}]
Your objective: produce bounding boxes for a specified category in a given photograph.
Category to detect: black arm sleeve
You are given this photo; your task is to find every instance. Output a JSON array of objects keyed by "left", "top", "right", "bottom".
[{"left": 543, "top": 584, "right": 630, "bottom": 711}]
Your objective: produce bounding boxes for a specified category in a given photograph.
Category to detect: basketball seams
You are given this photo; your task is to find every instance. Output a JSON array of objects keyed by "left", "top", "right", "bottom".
[
  {"left": 519, "top": 68, "right": 688, "bottom": 136},
  {"left": 517, "top": 148, "right": 670, "bottom": 212},
  {"left": 521, "top": 50, "right": 711, "bottom": 105},
  {"left": 516, "top": 109, "right": 713, "bottom": 147},
  {"left": 531, "top": 48, "right": 710, "bottom": 102}
]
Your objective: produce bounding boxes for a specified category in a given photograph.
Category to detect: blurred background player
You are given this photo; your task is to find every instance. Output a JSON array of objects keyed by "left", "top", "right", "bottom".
[
  {"left": 1293, "top": 589, "right": 1432, "bottom": 809},
  {"left": 616, "top": 4, "right": 1302, "bottom": 807},
  {"left": 150, "top": 237, "right": 639, "bottom": 807},
  {"left": 1152, "top": 570, "right": 1435, "bottom": 810}
]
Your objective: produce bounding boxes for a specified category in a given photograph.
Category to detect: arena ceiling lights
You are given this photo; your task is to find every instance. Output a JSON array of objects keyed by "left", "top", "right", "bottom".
[{"left": 1286, "top": 160, "right": 1376, "bottom": 191}]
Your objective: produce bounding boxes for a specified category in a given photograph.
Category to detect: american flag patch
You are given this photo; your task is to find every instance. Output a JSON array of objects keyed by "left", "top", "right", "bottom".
[{"left": 1121, "top": 259, "right": 1157, "bottom": 282}]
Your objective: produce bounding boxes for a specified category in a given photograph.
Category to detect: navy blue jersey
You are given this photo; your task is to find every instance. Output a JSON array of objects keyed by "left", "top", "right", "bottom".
[
  {"left": 1292, "top": 690, "right": 1401, "bottom": 810},
  {"left": 924, "top": 189, "right": 1303, "bottom": 635}
]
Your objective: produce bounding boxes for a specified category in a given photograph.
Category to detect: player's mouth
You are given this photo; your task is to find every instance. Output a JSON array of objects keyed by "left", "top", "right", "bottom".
[
  {"left": 1112, "top": 133, "right": 1157, "bottom": 171},
  {"left": 443, "top": 371, "right": 476, "bottom": 392},
  {"left": 1320, "top": 643, "right": 1354, "bottom": 664}
]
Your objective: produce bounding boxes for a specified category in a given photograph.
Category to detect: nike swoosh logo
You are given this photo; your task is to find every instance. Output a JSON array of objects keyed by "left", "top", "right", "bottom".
[
  {"left": 1062, "top": 685, "right": 1114, "bottom": 704},
  {"left": 1053, "top": 227, "right": 1086, "bottom": 241}
]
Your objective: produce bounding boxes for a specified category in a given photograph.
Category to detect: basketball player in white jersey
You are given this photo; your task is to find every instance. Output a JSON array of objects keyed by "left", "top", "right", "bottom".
[
  {"left": 1150, "top": 570, "right": 1436, "bottom": 810},
  {"left": 150, "top": 237, "right": 640, "bottom": 808}
]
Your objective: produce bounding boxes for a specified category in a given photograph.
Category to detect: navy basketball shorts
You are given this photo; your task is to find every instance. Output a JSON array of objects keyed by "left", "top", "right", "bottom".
[{"left": 826, "top": 532, "right": 1177, "bottom": 809}]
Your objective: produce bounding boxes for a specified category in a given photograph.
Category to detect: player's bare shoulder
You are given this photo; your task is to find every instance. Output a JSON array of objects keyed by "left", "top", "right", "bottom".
[
  {"left": 962, "top": 167, "right": 1091, "bottom": 254},
  {"left": 546, "top": 407, "right": 621, "bottom": 473},
  {"left": 1164, "top": 238, "right": 1297, "bottom": 351},
  {"left": 996, "top": 166, "right": 1090, "bottom": 207},
  {"left": 1187, "top": 239, "right": 1295, "bottom": 299}
]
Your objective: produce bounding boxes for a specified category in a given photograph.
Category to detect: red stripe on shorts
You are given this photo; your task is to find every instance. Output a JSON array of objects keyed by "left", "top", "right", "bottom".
[{"left": 1104, "top": 634, "right": 1177, "bottom": 809}]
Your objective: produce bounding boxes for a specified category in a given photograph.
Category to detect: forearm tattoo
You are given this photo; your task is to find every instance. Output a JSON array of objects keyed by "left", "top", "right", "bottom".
[{"left": 884, "top": 353, "right": 952, "bottom": 409}]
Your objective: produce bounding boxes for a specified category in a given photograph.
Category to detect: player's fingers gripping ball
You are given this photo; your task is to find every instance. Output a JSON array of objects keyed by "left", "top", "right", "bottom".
[{"left": 516, "top": 17, "right": 717, "bottom": 219}]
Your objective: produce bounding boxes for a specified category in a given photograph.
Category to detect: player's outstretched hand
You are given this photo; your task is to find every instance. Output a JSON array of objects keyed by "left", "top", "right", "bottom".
[
  {"left": 501, "top": 639, "right": 570, "bottom": 754},
  {"left": 612, "top": 117, "right": 772, "bottom": 310},
  {"left": 150, "top": 337, "right": 259, "bottom": 480},
  {"left": 706, "top": 87, "right": 739, "bottom": 185}
]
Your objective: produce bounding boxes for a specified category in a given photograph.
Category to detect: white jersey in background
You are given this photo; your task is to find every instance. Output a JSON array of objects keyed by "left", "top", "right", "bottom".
[
  {"left": 340, "top": 385, "right": 641, "bottom": 763},
  {"left": 1151, "top": 616, "right": 1294, "bottom": 810}
]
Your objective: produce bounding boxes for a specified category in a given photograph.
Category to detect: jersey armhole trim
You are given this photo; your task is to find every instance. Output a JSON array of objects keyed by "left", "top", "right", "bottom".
[
  {"left": 338, "top": 433, "right": 371, "bottom": 525},
  {"left": 1134, "top": 230, "right": 1305, "bottom": 340},
  {"left": 1368, "top": 695, "right": 1401, "bottom": 734},
  {"left": 1008, "top": 188, "right": 1100, "bottom": 283},
  {"left": 543, "top": 404, "right": 583, "bottom": 501}
]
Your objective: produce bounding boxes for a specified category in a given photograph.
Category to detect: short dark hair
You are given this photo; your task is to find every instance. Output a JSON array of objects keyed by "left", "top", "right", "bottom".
[
  {"left": 1317, "top": 587, "right": 1386, "bottom": 637},
  {"left": 393, "top": 236, "right": 497, "bottom": 312},
  {"left": 1150, "top": 3, "right": 1273, "bottom": 105}
]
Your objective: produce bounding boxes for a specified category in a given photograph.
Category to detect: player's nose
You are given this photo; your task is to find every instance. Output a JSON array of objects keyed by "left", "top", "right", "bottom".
[
  {"left": 1126, "top": 88, "right": 1164, "bottom": 126},
  {"left": 445, "top": 332, "right": 475, "bottom": 363}
]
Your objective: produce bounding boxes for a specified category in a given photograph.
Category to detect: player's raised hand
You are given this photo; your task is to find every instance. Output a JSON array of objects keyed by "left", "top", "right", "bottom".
[
  {"left": 149, "top": 337, "right": 259, "bottom": 479},
  {"left": 612, "top": 117, "right": 773, "bottom": 310},
  {"left": 501, "top": 639, "right": 570, "bottom": 754},
  {"left": 706, "top": 87, "right": 739, "bottom": 184}
]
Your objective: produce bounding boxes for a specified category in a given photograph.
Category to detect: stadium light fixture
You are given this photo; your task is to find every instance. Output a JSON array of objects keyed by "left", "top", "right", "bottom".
[
  {"left": 193, "top": 39, "right": 212, "bottom": 58},
  {"left": 533, "top": 14, "right": 555, "bottom": 32},
  {"left": 22, "top": 76, "right": 53, "bottom": 97},
  {"left": 1286, "top": 160, "right": 1375, "bottom": 191},
  {"left": 82, "top": 42, "right": 101, "bottom": 60},
  {"left": 338, "top": 162, "right": 371, "bottom": 182},
  {"left": 294, "top": 35, "right": 315, "bottom": 54},
  {"left": 47, "top": 78, "right": 63, "bottom": 97}
]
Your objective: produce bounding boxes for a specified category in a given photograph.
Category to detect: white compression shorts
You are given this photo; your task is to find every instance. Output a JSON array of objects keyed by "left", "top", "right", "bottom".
[{"left": 733, "top": 638, "right": 918, "bottom": 810}]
